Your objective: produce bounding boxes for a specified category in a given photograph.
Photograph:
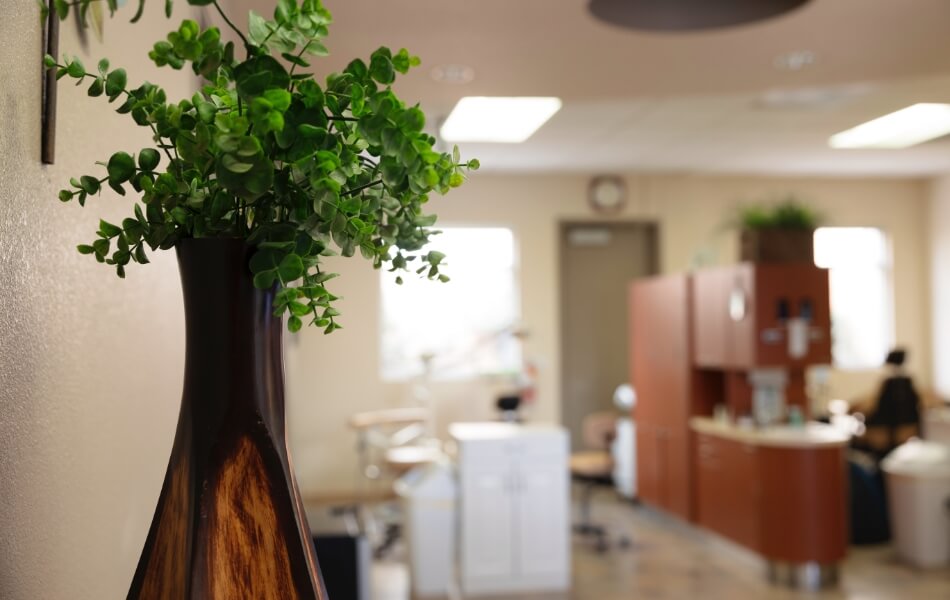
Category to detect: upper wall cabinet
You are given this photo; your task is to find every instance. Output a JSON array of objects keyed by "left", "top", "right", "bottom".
[{"left": 691, "top": 263, "right": 831, "bottom": 369}]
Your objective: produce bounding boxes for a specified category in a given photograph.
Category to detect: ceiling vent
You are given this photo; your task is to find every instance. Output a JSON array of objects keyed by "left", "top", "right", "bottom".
[{"left": 588, "top": 0, "right": 811, "bottom": 31}]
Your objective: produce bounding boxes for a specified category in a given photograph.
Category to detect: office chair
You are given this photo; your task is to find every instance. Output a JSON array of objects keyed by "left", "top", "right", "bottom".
[{"left": 570, "top": 411, "right": 629, "bottom": 552}]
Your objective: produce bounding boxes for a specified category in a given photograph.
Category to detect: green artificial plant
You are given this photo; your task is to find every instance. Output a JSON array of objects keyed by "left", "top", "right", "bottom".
[
  {"left": 41, "top": 0, "right": 478, "bottom": 333},
  {"left": 737, "top": 198, "right": 820, "bottom": 231}
]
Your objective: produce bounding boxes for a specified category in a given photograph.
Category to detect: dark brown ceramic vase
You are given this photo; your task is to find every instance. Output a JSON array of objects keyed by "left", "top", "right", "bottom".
[{"left": 128, "top": 238, "right": 327, "bottom": 600}]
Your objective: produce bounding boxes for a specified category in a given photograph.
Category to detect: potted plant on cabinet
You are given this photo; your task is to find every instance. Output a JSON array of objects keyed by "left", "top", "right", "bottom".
[
  {"left": 738, "top": 199, "right": 820, "bottom": 263},
  {"left": 41, "top": 0, "right": 477, "bottom": 597}
]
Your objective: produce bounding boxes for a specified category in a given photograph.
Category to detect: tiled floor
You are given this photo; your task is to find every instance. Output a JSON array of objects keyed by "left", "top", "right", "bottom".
[{"left": 372, "top": 493, "right": 950, "bottom": 599}]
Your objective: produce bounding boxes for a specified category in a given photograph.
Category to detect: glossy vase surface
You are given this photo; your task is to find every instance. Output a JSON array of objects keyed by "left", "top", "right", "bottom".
[{"left": 128, "top": 238, "right": 326, "bottom": 600}]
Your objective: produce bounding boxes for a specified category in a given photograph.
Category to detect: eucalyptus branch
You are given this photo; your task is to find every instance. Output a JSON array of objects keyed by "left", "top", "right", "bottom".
[
  {"left": 288, "top": 40, "right": 313, "bottom": 78},
  {"left": 260, "top": 20, "right": 288, "bottom": 48},
  {"left": 212, "top": 0, "right": 251, "bottom": 51},
  {"left": 46, "top": 0, "right": 477, "bottom": 333},
  {"left": 342, "top": 179, "right": 383, "bottom": 197}
]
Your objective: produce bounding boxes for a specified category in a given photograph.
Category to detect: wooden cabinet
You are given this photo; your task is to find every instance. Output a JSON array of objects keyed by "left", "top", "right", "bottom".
[
  {"left": 691, "top": 263, "right": 830, "bottom": 369},
  {"left": 451, "top": 423, "right": 570, "bottom": 596},
  {"left": 692, "top": 265, "right": 754, "bottom": 368},
  {"left": 635, "top": 423, "right": 661, "bottom": 507},
  {"left": 758, "top": 445, "right": 847, "bottom": 564},
  {"left": 694, "top": 428, "right": 847, "bottom": 563},
  {"left": 695, "top": 433, "right": 760, "bottom": 550},
  {"left": 629, "top": 275, "right": 694, "bottom": 521},
  {"left": 630, "top": 262, "right": 844, "bottom": 567}
]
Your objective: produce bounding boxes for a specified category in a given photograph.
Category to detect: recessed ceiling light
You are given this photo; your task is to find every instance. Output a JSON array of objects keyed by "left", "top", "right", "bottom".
[
  {"left": 773, "top": 50, "right": 817, "bottom": 71},
  {"left": 829, "top": 103, "right": 950, "bottom": 149},
  {"left": 757, "top": 83, "right": 872, "bottom": 109},
  {"left": 431, "top": 64, "right": 475, "bottom": 84},
  {"left": 440, "top": 97, "right": 562, "bottom": 143}
]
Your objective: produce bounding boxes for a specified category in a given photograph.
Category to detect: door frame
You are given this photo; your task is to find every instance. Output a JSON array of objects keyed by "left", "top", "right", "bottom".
[{"left": 556, "top": 220, "right": 661, "bottom": 445}]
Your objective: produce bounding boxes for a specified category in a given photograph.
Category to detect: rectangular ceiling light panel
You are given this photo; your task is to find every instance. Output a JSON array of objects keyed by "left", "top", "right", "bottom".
[
  {"left": 829, "top": 103, "right": 950, "bottom": 149},
  {"left": 440, "top": 96, "right": 562, "bottom": 143}
]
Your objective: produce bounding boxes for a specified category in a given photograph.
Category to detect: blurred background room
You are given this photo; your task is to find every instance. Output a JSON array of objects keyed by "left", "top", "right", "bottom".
[{"left": 4, "top": 1, "right": 950, "bottom": 598}]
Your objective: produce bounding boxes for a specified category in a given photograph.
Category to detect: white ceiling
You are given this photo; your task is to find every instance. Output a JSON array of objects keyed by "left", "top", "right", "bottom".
[{"left": 238, "top": 0, "right": 950, "bottom": 176}]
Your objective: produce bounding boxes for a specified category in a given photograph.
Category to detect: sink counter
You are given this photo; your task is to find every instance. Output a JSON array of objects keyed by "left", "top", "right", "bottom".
[
  {"left": 691, "top": 417, "right": 849, "bottom": 572},
  {"left": 690, "top": 417, "right": 851, "bottom": 449}
]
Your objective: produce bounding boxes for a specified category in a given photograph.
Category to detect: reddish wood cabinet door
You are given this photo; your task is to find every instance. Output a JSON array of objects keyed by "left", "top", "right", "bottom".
[
  {"left": 691, "top": 263, "right": 831, "bottom": 370},
  {"left": 758, "top": 446, "right": 847, "bottom": 564},
  {"left": 721, "top": 439, "right": 761, "bottom": 551},
  {"left": 630, "top": 275, "right": 694, "bottom": 519},
  {"left": 691, "top": 269, "right": 730, "bottom": 368},
  {"left": 663, "top": 428, "right": 692, "bottom": 520},
  {"left": 691, "top": 265, "right": 755, "bottom": 369},
  {"left": 635, "top": 424, "right": 660, "bottom": 507},
  {"left": 695, "top": 434, "right": 761, "bottom": 551},
  {"left": 696, "top": 434, "right": 726, "bottom": 533}
]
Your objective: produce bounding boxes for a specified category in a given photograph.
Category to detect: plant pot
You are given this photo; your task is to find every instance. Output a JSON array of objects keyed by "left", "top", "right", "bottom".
[
  {"left": 128, "top": 238, "right": 327, "bottom": 599},
  {"left": 740, "top": 228, "right": 815, "bottom": 263}
]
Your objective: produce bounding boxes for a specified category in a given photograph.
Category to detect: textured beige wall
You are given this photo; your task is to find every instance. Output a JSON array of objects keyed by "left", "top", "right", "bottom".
[
  {"left": 286, "top": 173, "right": 932, "bottom": 493},
  {"left": 0, "top": 4, "right": 198, "bottom": 599}
]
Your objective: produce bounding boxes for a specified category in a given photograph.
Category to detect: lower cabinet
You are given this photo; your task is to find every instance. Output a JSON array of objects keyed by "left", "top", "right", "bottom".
[
  {"left": 696, "top": 433, "right": 761, "bottom": 551},
  {"left": 637, "top": 423, "right": 693, "bottom": 520},
  {"left": 635, "top": 423, "right": 662, "bottom": 507},
  {"left": 452, "top": 424, "right": 571, "bottom": 596},
  {"left": 695, "top": 431, "right": 847, "bottom": 564}
]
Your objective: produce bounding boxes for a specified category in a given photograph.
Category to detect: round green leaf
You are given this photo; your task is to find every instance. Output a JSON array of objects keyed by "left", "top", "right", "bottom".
[
  {"left": 105, "top": 69, "right": 127, "bottom": 99},
  {"left": 277, "top": 253, "right": 305, "bottom": 282},
  {"left": 253, "top": 270, "right": 278, "bottom": 289},
  {"left": 138, "top": 148, "right": 161, "bottom": 172},
  {"left": 80, "top": 176, "right": 100, "bottom": 194},
  {"left": 369, "top": 54, "right": 395, "bottom": 85},
  {"left": 287, "top": 315, "right": 303, "bottom": 333},
  {"left": 66, "top": 58, "right": 85, "bottom": 78},
  {"left": 107, "top": 152, "right": 136, "bottom": 183},
  {"left": 87, "top": 78, "right": 104, "bottom": 97}
]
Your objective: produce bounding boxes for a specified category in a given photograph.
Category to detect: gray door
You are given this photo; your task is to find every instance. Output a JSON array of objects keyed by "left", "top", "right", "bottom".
[{"left": 560, "top": 222, "right": 658, "bottom": 450}]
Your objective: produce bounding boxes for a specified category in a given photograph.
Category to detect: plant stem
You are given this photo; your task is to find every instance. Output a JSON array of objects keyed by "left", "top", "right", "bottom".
[
  {"left": 212, "top": 0, "right": 251, "bottom": 52},
  {"left": 288, "top": 41, "right": 313, "bottom": 81},
  {"left": 260, "top": 21, "right": 287, "bottom": 48},
  {"left": 342, "top": 179, "right": 383, "bottom": 197}
]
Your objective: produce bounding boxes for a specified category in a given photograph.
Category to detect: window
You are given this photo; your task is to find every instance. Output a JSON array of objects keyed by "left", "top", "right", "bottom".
[
  {"left": 814, "top": 227, "right": 893, "bottom": 370},
  {"left": 380, "top": 227, "right": 521, "bottom": 381}
]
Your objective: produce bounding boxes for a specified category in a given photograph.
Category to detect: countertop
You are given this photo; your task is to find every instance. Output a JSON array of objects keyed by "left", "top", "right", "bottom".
[
  {"left": 690, "top": 416, "right": 851, "bottom": 448},
  {"left": 448, "top": 421, "right": 567, "bottom": 440}
]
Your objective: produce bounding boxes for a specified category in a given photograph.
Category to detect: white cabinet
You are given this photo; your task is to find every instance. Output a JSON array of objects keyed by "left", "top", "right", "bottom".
[
  {"left": 461, "top": 466, "right": 513, "bottom": 580},
  {"left": 450, "top": 423, "right": 570, "bottom": 596}
]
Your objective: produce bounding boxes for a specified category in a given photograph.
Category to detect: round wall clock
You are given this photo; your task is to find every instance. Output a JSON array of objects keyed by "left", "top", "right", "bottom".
[{"left": 588, "top": 176, "right": 627, "bottom": 214}]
